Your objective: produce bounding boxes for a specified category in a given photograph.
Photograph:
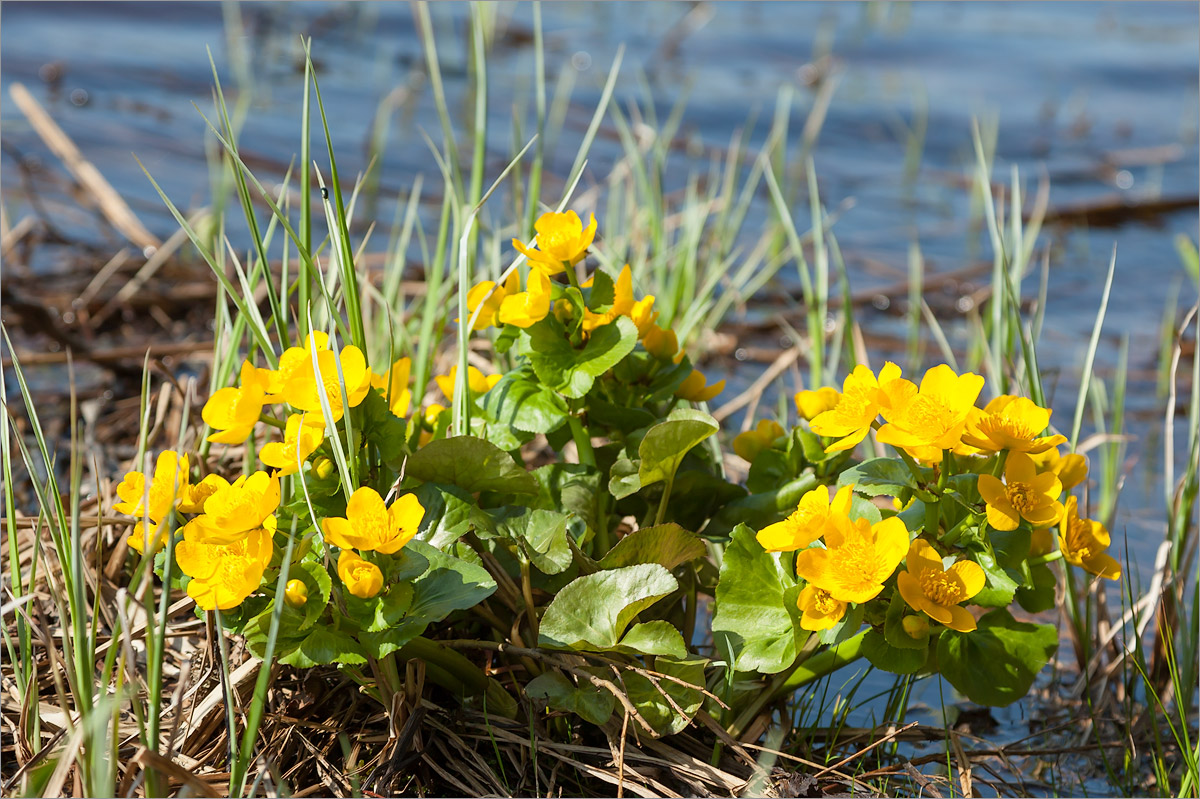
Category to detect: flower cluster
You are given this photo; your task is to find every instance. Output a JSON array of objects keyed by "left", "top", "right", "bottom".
[{"left": 745, "top": 361, "right": 1118, "bottom": 640}]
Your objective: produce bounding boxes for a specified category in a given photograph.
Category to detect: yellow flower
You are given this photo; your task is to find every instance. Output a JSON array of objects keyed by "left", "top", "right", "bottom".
[
  {"left": 1030, "top": 447, "right": 1088, "bottom": 493},
  {"left": 264, "top": 333, "right": 330, "bottom": 399},
  {"left": 810, "top": 362, "right": 910, "bottom": 453},
  {"left": 643, "top": 325, "right": 678, "bottom": 360},
  {"left": 370, "top": 357, "right": 413, "bottom": 418},
  {"left": 498, "top": 269, "right": 553, "bottom": 328},
  {"left": 114, "top": 450, "right": 189, "bottom": 522},
  {"left": 338, "top": 550, "right": 383, "bottom": 599},
  {"left": 187, "top": 471, "right": 280, "bottom": 545},
  {"left": 176, "top": 525, "right": 273, "bottom": 610},
  {"left": 512, "top": 211, "right": 597, "bottom": 275},
  {"left": 675, "top": 369, "right": 724, "bottom": 402},
  {"left": 465, "top": 272, "right": 520, "bottom": 331},
  {"left": 1059, "top": 496, "right": 1121, "bottom": 580},
  {"left": 977, "top": 452, "right": 1064, "bottom": 532},
  {"left": 757, "top": 484, "right": 854, "bottom": 552},
  {"left": 733, "top": 419, "right": 786, "bottom": 462},
  {"left": 962, "top": 395, "right": 1067, "bottom": 454},
  {"left": 629, "top": 296, "right": 658, "bottom": 337},
  {"left": 177, "top": 474, "right": 231, "bottom": 514},
  {"left": 1029, "top": 527, "right": 1056, "bottom": 558},
  {"left": 284, "top": 579, "right": 308, "bottom": 607},
  {"left": 279, "top": 345, "right": 373, "bottom": 425},
  {"left": 875, "top": 364, "right": 984, "bottom": 462},
  {"left": 794, "top": 514, "right": 909, "bottom": 604},
  {"left": 203, "top": 361, "right": 270, "bottom": 444},
  {"left": 322, "top": 487, "right": 425, "bottom": 555},
  {"left": 582, "top": 265, "right": 637, "bottom": 334},
  {"left": 796, "top": 585, "right": 847, "bottom": 631},
  {"left": 312, "top": 457, "right": 335, "bottom": 480},
  {"left": 127, "top": 519, "right": 170, "bottom": 555},
  {"left": 795, "top": 387, "right": 840, "bottom": 421},
  {"left": 896, "top": 539, "right": 985, "bottom": 633},
  {"left": 435, "top": 366, "right": 496, "bottom": 403},
  {"left": 260, "top": 414, "right": 325, "bottom": 476}
]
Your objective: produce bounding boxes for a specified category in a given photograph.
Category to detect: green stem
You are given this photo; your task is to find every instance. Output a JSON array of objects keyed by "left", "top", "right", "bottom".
[
  {"left": 258, "top": 413, "right": 286, "bottom": 430},
  {"left": 1029, "top": 550, "right": 1064, "bottom": 566},
  {"left": 654, "top": 472, "right": 675, "bottom": 527},
  {"left": 567, "top": 411, "right": 596, "bottom": 468},
  {"left": 562, "top": 259, "right": 580, "bottom": 290}
]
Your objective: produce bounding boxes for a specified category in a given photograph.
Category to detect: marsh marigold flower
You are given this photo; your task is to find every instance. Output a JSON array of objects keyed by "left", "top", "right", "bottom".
[
  {"left": 643, "top": 325, "right": 678, "bottom": 360},
  {"left": 338, "top": 550, "right": 384, "bottom": 599},
  {"left": 962, "top": 395, "right": 1067, "bottom": 454},
  {"left": 260, "top": 414, "right": 325, "bottom": 476},
  {"left": 897, "top": 539, "right": 985, "bottom": 633},
  {"left": 1059, "top": 496, "right": 1121, "bottom": 580},
  {"left": 176, "top": 525, "right": 273, "bottom": 610},
  {"left": 265, "top": 333, "right": 330, "bottom": 400},
  {"left": 977, "top": 452, "right": 1064, "bottom": 532},
  {"left": 279, "top": 344, "right": 373, "bottom": 425},
  {"left": 757, "top": 484, "right": 854, "bottom": 552},
  {"left": 795, "top": 386, "right": 840, "bottom": 421},
  {"left": 499, "top": 269, "right": 553, "bottom": 328},
  {"left": 675, "top": 369, "right": 724, "bottom": 402},
  {"left": 322, "top": 487, "right": 425, "bottom": 555},
  {"left": 794, "top": 514, "right": 909, "bottom": 604},
  {"left": 465, "top": 272, "right": 519, "bottom": 331},
  {"left": 177, "top": 474, "right": 231, "bottom": 515},
  {"left": 284, "top": 579, "right": 309, "bottom": 607},
  {"left": 875, "top": 364, "right": 984, "bottom": 462},
  {"left": 733, "top": 419, "right": 786, "bottom": 462},
  {"left": 796, "top": 585, "right": 847, "bottom": 631},
  {"left": 203, "top": 361, "right": 270, "bottom": 444},
  {"left": 114, "top": 450, "right": 189, "bottom": 522},
  {"left": 371, "top": 357, "right": 413, "bottom": 418},
  {"left": 1030, "top": 446, "right": 1088, "bottom": 493},
  {"left": 512, "top": 211, "right": 597, "bottom": 275},
  {"left": 810, "top": 362, "right": 909, "bottom": 453},
  {"left": 435, "top": 366, "right": 498, "bottom": 403},
  {"left": 187, "top": 471, "right": 280, "bottom": 545}
]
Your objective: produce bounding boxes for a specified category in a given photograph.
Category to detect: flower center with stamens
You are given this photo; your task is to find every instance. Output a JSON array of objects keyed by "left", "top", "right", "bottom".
[
  {"left": 827, "top": 537, "right": 882, "bottom": 594},
  {"left": 905, "top": 396, "right": 955, "bottom": 437},
  {"left": 812, "top": 589, "right": 838, "bottom": 615},
  {"left": 983, "top": 415, "right": 1034, "bottom": 441},
  {"left": 918, "top": 570, "right": 963, "bottom": 606},
  {"left": 834, "top": 385, "right": 876, "bottom": 423},
  {"left": 1004, "top": 481, "right": 1038, "bottom": 514}
]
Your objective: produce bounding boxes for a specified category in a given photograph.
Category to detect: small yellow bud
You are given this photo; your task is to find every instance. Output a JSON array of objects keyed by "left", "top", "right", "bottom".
[
  {"left": 901, "top": 615, "right": 930, "bottom": 639},
  {"left": 312, "top": 457, "right": 335, "bottom": 480},
  {"left": 284, "top": 579, "right": 308, "bottom": 607}
]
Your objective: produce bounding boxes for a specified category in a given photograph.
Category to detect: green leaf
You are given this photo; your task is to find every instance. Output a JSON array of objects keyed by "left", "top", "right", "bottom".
[
  {"left": 359, "top": 540, "right": 497, "bottom": 658},
  {"left": 1016, "top": 563, "right": 1057, "bottom": 613},
  {"left": 618, "top": 621, "right": 688, "bottom": 658},
  {"left": 848, "top": 494, "right": 883, "bottom": 525},
  {"left": 711, "top": 524, "right": 801, "bottom": 674},
  {"left": 586, "top": 398, "right": 657, "bottom": 434},
  {"left": 598, "top": 523, "right": 705, "bottom": 571},
  {"left": 937, "top": 608, "right": 1058, "bottom": 707},
  {"left": 412, "top": 482, "right": 497, "bottom": 549},
  {"left": 359, "top": 388, "right": 411, "bottom": 468},
  {"left": 608, "top": 457, "right": 642, "bottom": 500},
  {"left": 838, "top": 458, "right": 919, "bottom": 497},
  {"left": 480, "top": 370, "right": 570, "bottom": 434},
  {"left": 638, "top": 409, "right": 719, "bottom": 488},
  {"left": 969, "top": 548, "right": 1020, "bottom": 607},
  {"left": 817, "top": 602, "right": 865, "bottom": 646},
  {"left": 534, "top": 463, "right": 601, "bottom": 532},
  {"left": 525, "top": 671, "right": 615, "bottom": 726},
  {"left": 621, "top": 655, "right": 707, "bottom": 736},
  {"left": 883, "top": 593, "right": 930, "bottom": 650},
  {"left": 528, "top": 316, "right": 639, "bottom": 398},
  {"left": 862, "top": 629, "right": 928, "bottom": 675},
  {"left": 539, "top": 563, "right": 678, "bottom": 651},
  {"left": 703, "top": 474, "right": 819, "bottom": 541},
  {"left": 495, "top": 507, "right": 573, "bottom": 575},
  {"left": 279, "top": 627, "right": 368, "bottom": 668},
  {"left": 405, "top": 436, "right": 538, "bottom": 495}
]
